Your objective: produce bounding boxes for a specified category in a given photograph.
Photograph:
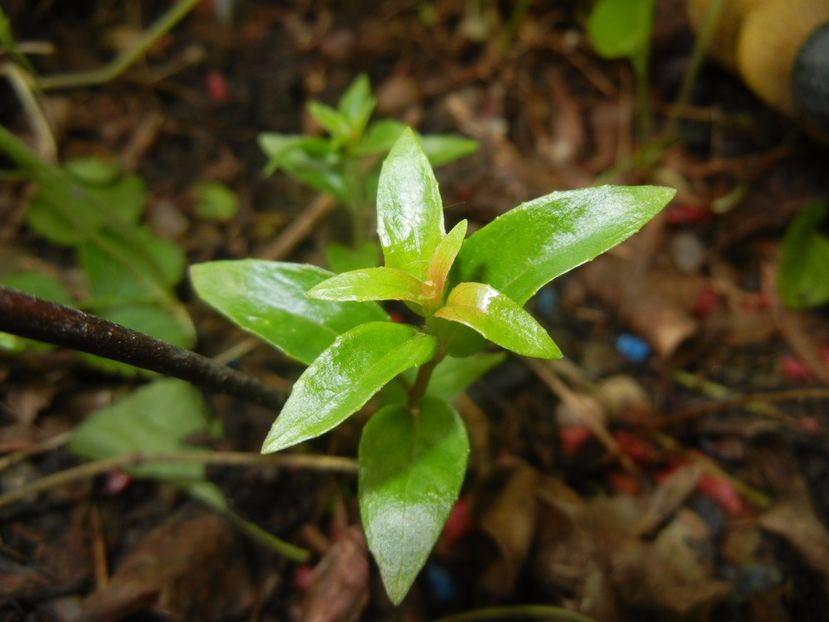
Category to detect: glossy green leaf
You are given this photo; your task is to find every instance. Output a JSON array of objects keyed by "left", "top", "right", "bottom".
[
  {"left": 435, "top": 282, "right": 561, "bottom": 358},
  {"left": 425, "top": 219, "right": 467, "bottom": 303},
  {"left": 190, "top": 260, "right": 387, "bottom": 365},
  {"left": 308, "top": 101, "right": 351, "bottom": 140},
  {"left": 308, "top": 267, "right": 424, "bottom": 303},
  {"left": 377, "top": 128, "right": 445, "bottom": 280},
  {"left": 426, "top": 316, "right": 487, "bottom": 358},
  {"left": 192, "top": 181, "right": 239, "bottom": 221},
  {"left": 587, "top": 0, "right": 653, "bottom": 59},
  {"left": 419, "top": 135, "right": 479, "bottom": 167},
  {"left": 426, "top": 352, "right": 505, "bottom": 401},
  {"left": 325, "top": 240, "right": 380, "bottom": 273},
  {"left": 359, "top": 396, "right": 469, "bottom": 604},
  {"left": 70, "top": 379, "right": 222, "bottom": 484},
  {"left": 454, "top": 185, "right": 675, "bottom": 305},
  {"left": 262, "top": 322, "right": 437, "bottom": 453},
  {"left": 778, "top": 202, "right": 829, "bottom": 309},
  {"left": 337, "top": 74, "right": 375, "bottom": 140}
]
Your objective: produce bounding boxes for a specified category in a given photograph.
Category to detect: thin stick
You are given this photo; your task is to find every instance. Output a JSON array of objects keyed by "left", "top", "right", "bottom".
[
  {"left": 257, "top": 194, "right": 336, "bottom": 260},
  {"left": 0, "top": 450, "right": 356, "bottom": 509},
  {"left": 0, "top": 286, "right": 283, "bottom": 409},
  {"left": 36, "top": 0, "right": 199, "bottom": 91},
  {"left": 0, "top": 431, "right": 72, "bottom": 472},
  {"left": 524, "top": 358, "right": 637, "bottom": 474}
]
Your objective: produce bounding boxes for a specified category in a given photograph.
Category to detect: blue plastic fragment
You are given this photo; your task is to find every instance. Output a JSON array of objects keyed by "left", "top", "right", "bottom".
[
  {"left": 535, "top": 286, "right": 558, "bottom": 319},
  {"left": 423, "top": 563, "right": 457, "bottom": 603},
  {"left": 615, "top": 333, "right": 651, "bottom": 362}
]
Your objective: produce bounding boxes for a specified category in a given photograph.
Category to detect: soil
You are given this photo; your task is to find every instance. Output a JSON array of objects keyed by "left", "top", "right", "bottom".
[{"left": 2, "top": 1, "right": 829, "bottom": 621}]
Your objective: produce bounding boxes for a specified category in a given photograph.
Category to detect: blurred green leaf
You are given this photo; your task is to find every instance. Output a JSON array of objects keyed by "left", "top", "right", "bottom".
[
  {"left": 325, "top": 240, "right": 381, "bottom": 273},
  {"left": 587, "top": 0, "right": 654, "bottom": 59},
  {"left": 192, "top": 181, "right": 240, "bottom": 222},
  {"left": 70, "top": 378, "right": 222, "bottom": 484},
  {"left": 426, "top": 352, "right": 505, "bottom": 401},
  {"left": 262, "top": 322, "right": 437, "bottom": 453},
  {"left": 354, "top": 119, "right": 407, "bottom": 156},
  {"left": 779, "top": 202, "right": 829, "bottom": 309},
  {"left": 420, "top": 135, "right": 479, "bottom": 167},
  {"left": 337, "top": 74, "right": 375, "bottom": 141},
  {"left": 359, "top": 396, "right": 468, "bottom": 604},
  {"left": 308, "top": 101, "right": 351, "bottom": 140},
  {"left": 190, "top": 260, "right": 387, "bottom": 365}
]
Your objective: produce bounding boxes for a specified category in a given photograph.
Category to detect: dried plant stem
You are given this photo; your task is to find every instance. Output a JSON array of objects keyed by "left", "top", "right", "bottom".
[
  {"left": 257, "top": 194, "right": 336, "bottom": 260},
  {"left": 0, "top": 286, "right": 284, "bottom": 409},
  {"left": 0, "top": 450, "right": 356, "bottom": 509}
]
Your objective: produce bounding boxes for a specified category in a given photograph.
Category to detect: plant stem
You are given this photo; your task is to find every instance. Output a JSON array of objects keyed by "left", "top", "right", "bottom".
[
  {"left": 0, "top": 286, "right": 283, "bottom": 409},
  {"left": 407, "top": 350, "right": 445, "bottom": 409},
  {"left": 667, "top": 0, "right": 723, "bottom": 136},
  {"left": 36, "top": 0, "right": 199, "bottom": 91},
  {"left": 0, "top": 450, "right": 356, "bottom": 509}
]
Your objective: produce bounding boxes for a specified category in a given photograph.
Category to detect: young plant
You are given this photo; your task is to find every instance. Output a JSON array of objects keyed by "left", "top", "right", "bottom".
[
  {"left": 777, "top": 201, "right": 829, "bottom": 309},
  {"left": 587, "top": 0, "right": 654, "bottom": 137},
  {"left": 191, "top": 128, "right": 675, "bottom": 603},
  {"left": 258, "top": 74, "right": 478, "bottom": 271},
  {"left": 0, "top": 127, "right": 194, "bottom": 371}
]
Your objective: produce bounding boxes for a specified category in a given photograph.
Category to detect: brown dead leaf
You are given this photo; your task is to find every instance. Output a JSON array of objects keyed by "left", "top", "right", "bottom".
[
  {"left": 79, "top": 514, "right": 253, "bottom": 622},
  {"left": 479, "top": 461, "right": 538, "bottom": 597},
  {"left": 579, "top": 255, "right": 698, "bottom": 358},
  {"left": 635, "top": 463, "right": 703, "bottom": 536},
  {"left": 759, "top": 478, "right": 829, "bottom": 593},
  {"left": 300, "top": 526, "right": 369, "bottom": 622}
]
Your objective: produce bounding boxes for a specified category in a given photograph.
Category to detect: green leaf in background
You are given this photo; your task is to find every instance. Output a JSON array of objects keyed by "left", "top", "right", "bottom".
[
  {"left": 778, "top": 202, "right": 829, "bottom": 309},
  {"left": 359, "top": 396, "right": 469, "bottom": 604},
  {"left": 419, "top": 135, "right": 479, "bottom": 167},
  {"left": 190, "top": 260, "right": 387, "bottom": 365},
  {"left": 26, "top": 188, "right": 103, "bottom": 246},
  {"left": 262, "top": 322, "right": 437, "bottom": 453},
  {"left": 337, "top": 73, "right": 375, "bottom": 141},
  {"left": 0, "top": 270, "right": 74, "bottom": 307},
  {"left": 192, "top": 181, "right": 240, "bottom": 222},
  {"left": 454, "top": 185, "right": 675, "bottom": 305},
  {"left": 377, "top": 128, "right": 445, "bottom": 280},
  {"left": 435, "top": 282, "right": 561, "bottom": 358},
  {"left": 587, "top": 0, "right": 654, "bottom": 59},
  {"left": 354, "top": 119, "right": 407, "bottom": 156},
  {"left": 308, "top": 101, "right": 352, "bottom": 140},
  {"left": 425, "top": 219, "right": 467, "bottom": 304},
  {"left": 426, "top": 352, "right": 505, "bottom": 401},
  {"left": 325, "top": 240, "right": 381, "bottom": 273},
  {"left": 258, "top": 133, "right": 348, "bottom": 201},
  {"left": 69, "top": 378, "right": 222, "bottom": 486},
  {"left": 64, "top": 156, "right": 121, "bottom": 185},
  {"left": 308, "top": 267, "right": 424, "bottom": 303}
]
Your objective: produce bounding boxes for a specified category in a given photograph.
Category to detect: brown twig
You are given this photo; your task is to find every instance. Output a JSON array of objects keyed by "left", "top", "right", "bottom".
[
  {"left": 257, "top": 194, "right": 336, "bottom": 260},
  {"left": 0, "top": 286, "right": 283, "bottom": 409},
  {"left": 0, "top": 450, "right": 357, "bottom": 509}
]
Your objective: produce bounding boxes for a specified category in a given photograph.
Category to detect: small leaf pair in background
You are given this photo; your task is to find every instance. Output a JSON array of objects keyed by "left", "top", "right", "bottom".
[
  {"left": 257, "top": 74, "right": 478, "bottom": 272},
  {"left": 192, "top": 128, "right": 675, "bottom": 603}
]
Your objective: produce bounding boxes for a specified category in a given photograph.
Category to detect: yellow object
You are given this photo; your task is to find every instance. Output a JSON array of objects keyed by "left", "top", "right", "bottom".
[{"left": 687, "top": 0, "right": 829, "bottom": 131}]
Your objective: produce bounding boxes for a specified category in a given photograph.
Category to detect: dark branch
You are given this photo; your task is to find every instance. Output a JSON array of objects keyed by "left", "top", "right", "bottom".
[{"left": 0, "top": 286, "right": 283, "bottom": 409}]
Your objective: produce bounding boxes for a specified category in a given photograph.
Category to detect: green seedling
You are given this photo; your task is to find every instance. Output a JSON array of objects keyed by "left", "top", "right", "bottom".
[
  {"left": 258, "top": 74, "right": 478, "bottom": 271},
  {"left": 587, "top": 0, "right": 655, "bottom": 138},
  {"left": 0, "top": 126, "right": 194, "bottom": 371},
  {"left": 778, "top": 201, "right": 829, "bottom": 309},
  {"left": 192, "top": 128, "right": 675, "bottom": 603}
]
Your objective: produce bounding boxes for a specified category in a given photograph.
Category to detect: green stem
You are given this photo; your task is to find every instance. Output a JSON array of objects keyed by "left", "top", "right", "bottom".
[
  {"left": 36, "top": 0, "right": 199, "bottom": 91},
  {"left": 667, "top": 0, "right": 723, "bottom": 136}
]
